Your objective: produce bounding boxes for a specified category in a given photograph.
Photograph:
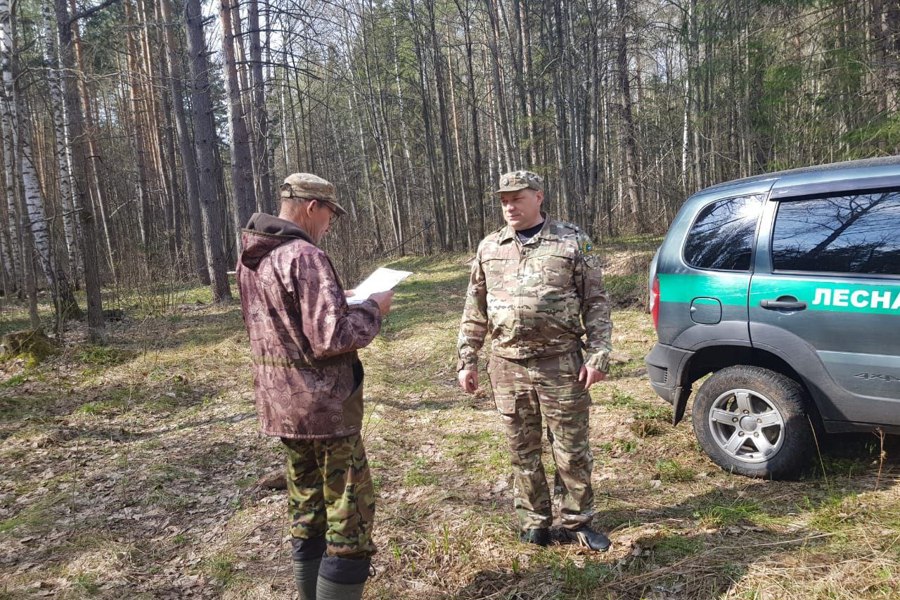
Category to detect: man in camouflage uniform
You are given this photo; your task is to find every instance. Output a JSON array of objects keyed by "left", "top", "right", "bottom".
[
  {"left": 457, "top": 170, "right": 613, "bottom": 551},
  {"left": 237, "top": 173, "right": 394, "bottom": 600}
]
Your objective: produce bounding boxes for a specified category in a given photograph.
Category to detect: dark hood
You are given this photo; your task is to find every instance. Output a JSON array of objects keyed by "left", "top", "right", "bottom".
[{"left": 239, "top": 213, "right": 314, "bottom": 270}]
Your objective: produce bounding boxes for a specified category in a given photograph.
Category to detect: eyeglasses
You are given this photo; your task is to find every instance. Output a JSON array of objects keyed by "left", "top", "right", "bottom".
[{"left": 313, "top": 199, "right": 339, "bottom": 225}]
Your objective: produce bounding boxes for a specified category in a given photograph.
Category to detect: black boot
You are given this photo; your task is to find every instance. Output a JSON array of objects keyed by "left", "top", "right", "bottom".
[
  {"left": 519, "top": 527, "right": 550, "bottom": 546},
  {"left": 562, "top": 525, "right": 611, "bottom": 551}
]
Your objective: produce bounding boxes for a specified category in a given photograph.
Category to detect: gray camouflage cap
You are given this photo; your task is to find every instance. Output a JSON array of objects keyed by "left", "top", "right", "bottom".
[
  {"left": 280, "top": 173, "right": 347, "bottom": 216},
  {"left": 496, "top": 170, "right": 543, "bottom": 193}
]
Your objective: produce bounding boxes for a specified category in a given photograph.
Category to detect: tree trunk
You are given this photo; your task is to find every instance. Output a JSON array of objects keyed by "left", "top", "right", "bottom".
[
  {"left": 409, "top": 0, "right": 447, "bottom": 250},
  {"left": 454, "top": 0, "right": 485, "bottom": 241},
  {"left": 484, "top": 0, "right": 514, "bottom": 171},
  {"left": 68, "top": 0, "right": 115, "bottom": 287},
  {"left": 3, "top": 1, "right": 80, "bottom": 324},
  {"left": 247, "top": 0, "right": 273, "bottom": 214},
  {"left": 615, "top": 0, "right": 642, "bottom": 230},
  {"left": 358, "top": 2, "right": 403, "bottom": 252},
  {"left": 446, "top": 51, "right": 473, "bottom": 251},
  {"left": 348, "top": 89, "right": 384, "bottom": 254},
  {"left": 123, "top": 0, "right": 153, "bottom": 258},
  {"left": 0, "top": 73, "right": 19, "bottom": 295},
  {"left": 426, "top": 0, "right": 459, "bottom": 249},
  {"left": 41, "top": 3, "right": 80, "bottom": 288},
  {"left": 185, "top": 0, "right": 232, "bottom": 302},
  {"left": 219, "top": 0, "right": 256, "bottom": 248},
  {"left": 161, "top": 0, "right": 209, "bottom": 284},
  {"left": 55, "top": 0, "right": 103, "bottom": 340}
]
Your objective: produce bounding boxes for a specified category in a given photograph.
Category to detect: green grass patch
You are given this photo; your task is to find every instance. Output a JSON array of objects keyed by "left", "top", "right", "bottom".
[
  {"left": 545, "top": 555, "right": 614, "bottom": 596},
  {"left": 374, "top": 256, "right": 470, "bottom": 335},
  {"left": 446, "top": 430, "right": 508, "bottom": 476},
  {"left": 73, "top": 572, "right": 101, "bottom": 595},
  {"left": 205, "top": 552, "right": 239, "bottom": 587},
  {"left": 820, "top": 455, "right": 873, "bottom": 478},
  {"left": 0, "top": 373, "right": 27, "bottom": 388},
  {"left": 807, "top": 493, "right": 863, "bottom": 532},
  {"left": 403, "top": 456, "right": 437, "bottom": 487},
  {"left": 75, "top": 386, "right": 134, "bottom": 416},
  {"left": 76, "top": 345, "right": 135, "bottom": 366},
  {"left": 616, "top": 438, "right": 638, "bottom": 454},
  {"left": 607, "top": 389, "right": 640, "bottom": 408},
  {"left": 634, "top": 403, "right": 672, "bottom": 421},
  {"left": 652, "top": 535, "right": 704, "bottom": 562},
  {"left": 694, "top": 500, "right": 763, "bottom": 527},
  {"left": 630, "top": 418, "right": 664, "bottom": 438},
  {"left": 656, "top": 459, "right": 696, "bottom": 482},
  {"left": 607, "top": 390, "right": 672, "bottom": 438},
  {"left": 0, "top": 493, "right": 62, "bottom": 534}
]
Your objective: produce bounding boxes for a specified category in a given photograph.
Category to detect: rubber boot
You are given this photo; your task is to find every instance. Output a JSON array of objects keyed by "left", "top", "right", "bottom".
[
  {"left": 292, "top": 557, "right": 320, "bottom": 600},
  {"left": 317, "top": 556, "right": 370, "bottom": 600},
  {"left": 316, "top": 577, "right": 365, "bottom": 600},
  {"left": 291, "top": 536, "right": 326, "bottom": 600}
]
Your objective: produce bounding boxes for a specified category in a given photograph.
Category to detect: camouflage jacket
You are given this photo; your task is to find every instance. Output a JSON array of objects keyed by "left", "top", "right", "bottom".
[
  {"left": 457, "top": 216, "right": 612, "bottom": 372},
  {"left": 236, "top": 213, "right": 382, "bottom": 439}
]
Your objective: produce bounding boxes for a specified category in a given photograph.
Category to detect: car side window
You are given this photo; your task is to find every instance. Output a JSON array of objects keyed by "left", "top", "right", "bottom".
[
  {"left": 683, "top": 195, "right": 764, "bottom": 271},
  {"left": 772, "top": 190, "right": 900, "bottom": 276}
]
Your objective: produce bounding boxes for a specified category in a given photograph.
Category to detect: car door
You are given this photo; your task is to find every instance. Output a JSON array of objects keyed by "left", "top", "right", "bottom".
[{"left": 749, "top": 187, "right": 900, "bottom": 429}]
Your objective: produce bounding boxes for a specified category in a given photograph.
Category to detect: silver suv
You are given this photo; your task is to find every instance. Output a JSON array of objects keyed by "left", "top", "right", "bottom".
[{"left": 646, "top": 157, "right": 900, "bottom": 479}]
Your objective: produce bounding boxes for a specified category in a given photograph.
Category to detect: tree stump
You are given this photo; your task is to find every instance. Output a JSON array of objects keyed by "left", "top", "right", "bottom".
[{"left": 0, "top": 330, "right": 57, "bottom": 363}]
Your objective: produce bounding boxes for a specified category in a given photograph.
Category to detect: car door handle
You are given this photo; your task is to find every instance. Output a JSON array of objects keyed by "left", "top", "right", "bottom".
[{"left": 760, "top": 299, "right": 807, "bottom": 311}]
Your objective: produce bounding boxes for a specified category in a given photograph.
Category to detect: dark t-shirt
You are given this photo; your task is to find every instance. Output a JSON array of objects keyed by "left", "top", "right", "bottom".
[{"left": 516, "top": 220, "right": 545, "bottom": 244}]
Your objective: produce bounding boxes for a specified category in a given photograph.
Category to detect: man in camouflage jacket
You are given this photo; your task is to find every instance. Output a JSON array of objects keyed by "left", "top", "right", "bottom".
[
  {"left": 237, "top": 173, "right": 393, "bottom": 600},
  {"left": 457, "top": 170, "right": 613, "bottom": 551}
]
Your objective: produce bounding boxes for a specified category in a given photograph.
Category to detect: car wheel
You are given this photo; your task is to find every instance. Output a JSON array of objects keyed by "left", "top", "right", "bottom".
[{"left": 692, "top": 366, "right": 814, "bottom": 479}]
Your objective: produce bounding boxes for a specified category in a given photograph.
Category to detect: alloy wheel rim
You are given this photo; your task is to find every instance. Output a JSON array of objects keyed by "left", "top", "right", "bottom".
[{"left": 707, "top": 388, "right": 785, "bottom": 463}]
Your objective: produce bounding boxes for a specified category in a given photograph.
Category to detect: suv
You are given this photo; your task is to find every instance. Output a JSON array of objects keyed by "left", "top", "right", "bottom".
[{"left": 646, "top": 156, "right": 900, "bottom": 479}]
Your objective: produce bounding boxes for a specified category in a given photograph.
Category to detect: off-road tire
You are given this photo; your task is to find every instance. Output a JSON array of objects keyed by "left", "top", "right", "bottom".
[{"left": 692, "top": 365, "right": 814, "bottom": 479}]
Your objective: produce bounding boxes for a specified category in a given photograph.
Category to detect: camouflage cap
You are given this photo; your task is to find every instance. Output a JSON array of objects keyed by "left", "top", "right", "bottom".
[
  {"left": 496, "top": 170, "right": 543, "bottom": 193},
  {"left": 280, "top": 173, "right": 347, "bottom": 216}
]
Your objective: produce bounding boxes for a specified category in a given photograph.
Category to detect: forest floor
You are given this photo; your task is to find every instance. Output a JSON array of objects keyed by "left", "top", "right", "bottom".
[{"left": 0, "top": 247, "right": 897, "bottom": 599}]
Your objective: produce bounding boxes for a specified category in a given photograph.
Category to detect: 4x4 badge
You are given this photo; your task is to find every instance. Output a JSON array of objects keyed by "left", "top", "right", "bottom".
[{"left": 854, "top": 372, "right": 900, "bottom": 382}]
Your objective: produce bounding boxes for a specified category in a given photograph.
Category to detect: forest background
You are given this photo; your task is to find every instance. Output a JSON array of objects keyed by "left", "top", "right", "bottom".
[{"left": 0, "top": 0, "right": 898, "bottom": 335}]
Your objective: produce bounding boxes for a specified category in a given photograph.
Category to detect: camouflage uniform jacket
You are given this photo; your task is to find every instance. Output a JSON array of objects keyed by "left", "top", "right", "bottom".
[
  {"left": 237, "top": 213, "right": 382, "bottom": 439},
  {"left": 457, "top": 215, "right": 612, "bottom": 372}
]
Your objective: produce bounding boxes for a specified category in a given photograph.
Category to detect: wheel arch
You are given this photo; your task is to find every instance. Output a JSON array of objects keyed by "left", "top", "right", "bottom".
[{"left": 675, "top": 345, "right": 822, "bottom": 427}]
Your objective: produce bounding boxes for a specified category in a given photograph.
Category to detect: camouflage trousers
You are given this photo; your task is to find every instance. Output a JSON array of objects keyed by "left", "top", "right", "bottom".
[
  {"left": 282, "top": 434, "right": 377, "bottom": 560},
  {"left": 487, "top": 352, "right": 595, "bottom": 531}
]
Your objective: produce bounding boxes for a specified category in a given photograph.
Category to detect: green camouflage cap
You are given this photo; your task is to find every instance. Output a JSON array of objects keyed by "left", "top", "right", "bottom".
[
  {"left": 280, "top": 173, "right": 347, "bottom": 216},
  {"left": 497, "top": 170, "right": 543, "bottom": 193}
]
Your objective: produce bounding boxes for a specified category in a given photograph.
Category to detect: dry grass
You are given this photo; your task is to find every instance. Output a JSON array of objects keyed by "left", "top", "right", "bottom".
[{"left": 0, "top": 252, "right": 897, "bottom": 599}]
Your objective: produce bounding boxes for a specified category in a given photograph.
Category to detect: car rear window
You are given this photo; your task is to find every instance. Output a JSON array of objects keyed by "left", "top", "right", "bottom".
[
  {"left": 683, "top": 195, "right": 763, "bottom": 271},
  {"left": 772, "top": 190, "right": 900, "bottom": 275}
]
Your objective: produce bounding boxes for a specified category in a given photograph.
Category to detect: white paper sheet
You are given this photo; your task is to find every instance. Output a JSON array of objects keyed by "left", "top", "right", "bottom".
[{"left": 347, "top": 267, "right": 413, "bottom": 304}]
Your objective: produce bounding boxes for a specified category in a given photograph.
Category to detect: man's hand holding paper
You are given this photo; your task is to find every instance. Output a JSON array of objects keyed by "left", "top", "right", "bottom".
[{"left": 348, "top": 267, "right": 412, "bottom": 305}]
